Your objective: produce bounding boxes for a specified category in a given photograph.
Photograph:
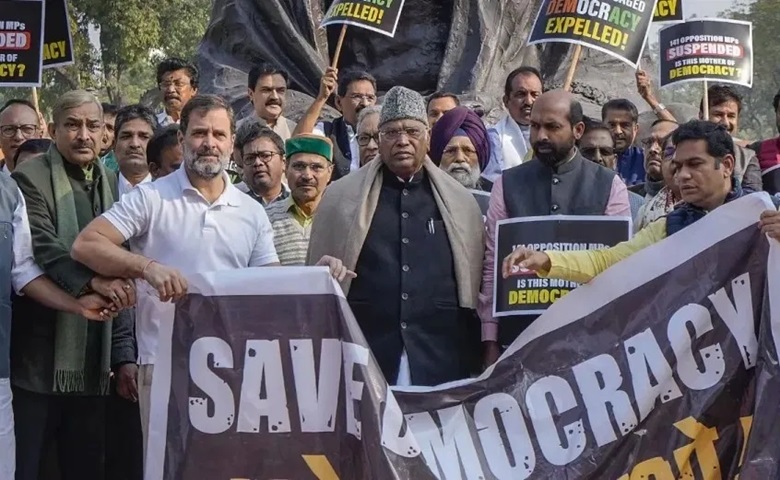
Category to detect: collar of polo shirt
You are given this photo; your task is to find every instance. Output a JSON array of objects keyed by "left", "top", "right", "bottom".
[{"left": 173, "top": 166, "right": 244, "bottom": 207}]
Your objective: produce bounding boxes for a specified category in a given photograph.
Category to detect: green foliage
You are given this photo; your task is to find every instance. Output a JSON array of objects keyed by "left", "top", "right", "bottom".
[
  {"left": 1, "top": 0, "right": 210, "bottom": 115},
  {"left": 724, "top": 0, "right": 780, "bottom": 140}
]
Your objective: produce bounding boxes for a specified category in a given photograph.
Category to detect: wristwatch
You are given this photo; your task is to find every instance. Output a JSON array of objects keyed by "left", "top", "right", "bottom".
[{"left": 653, "top": 103, "right": 667, "bottom": 114}]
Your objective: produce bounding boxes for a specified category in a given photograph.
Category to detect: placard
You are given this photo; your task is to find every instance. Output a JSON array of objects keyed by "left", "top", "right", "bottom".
[
  {"left": 42, "top": 0, "right": 73, "bottom": 67},
  {"left": 321, "top": 0, "right": 406, "bottom": 38},
  {"left": 493, "top": 215, "right": 631, "bottom": 316},
  {"left": 0, "top": 0, "right": 45, "bottom": 87},
  {"left": 653, "top": 0, "right": 683, "bottom": 22},
  {"left": 659, "top": 19, "right": 753, "bottom": 88},
  {"left": 527, "top": 0, "right": 658, "bottom": 69}
]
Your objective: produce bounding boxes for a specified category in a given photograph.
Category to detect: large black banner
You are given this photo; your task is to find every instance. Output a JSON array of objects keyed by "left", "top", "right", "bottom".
[
  {"left": 321, "top": 0, "right": 406, "bottom": 38},
  {"left": 493, "top": 216, "right": 631, "bottom": 316},
  {"left": 0, "top": 0, "right": 44, "bottom": 87},
  {"left": 527, "top": 0, "right": 657, "bottom": 69},
  {"left": 659, "top": 19, "right": 753, "bottom": 88},
  {"left": 42, "top": 0, "right": 73, "bottom": 67},
  {"left": 147, "top": 194, "right": 780, "bottom": 479}
]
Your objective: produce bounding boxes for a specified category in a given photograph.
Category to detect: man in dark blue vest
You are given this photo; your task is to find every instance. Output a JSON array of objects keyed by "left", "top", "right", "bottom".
[
  {"left": 479, "top": 90, "right": 631, "bottom": 365},
  {"left": 501, "top": 120, "right": 780, "bottom": 282},
  {"left": 294, "top": 67, "right": 377, "bottom": 181}
]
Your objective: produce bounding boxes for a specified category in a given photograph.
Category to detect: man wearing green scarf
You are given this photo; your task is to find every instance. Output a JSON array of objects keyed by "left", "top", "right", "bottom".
[{"left": 10, "top": 90, "right": 136, "bottom": 480}]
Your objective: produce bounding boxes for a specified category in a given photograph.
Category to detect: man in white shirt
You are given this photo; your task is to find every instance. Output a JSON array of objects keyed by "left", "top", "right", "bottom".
[
  {"left": 70, "top": 94, "right": 351, "bottom": 461},
  {"left": 482, "top": 66, "right": 544, "bottom": 185},
  {"left": 0, "top": 172, "right": 114, "bottom": 480},
  {"left": 115, "top": 105, "right": 155, "bottom": 198}
]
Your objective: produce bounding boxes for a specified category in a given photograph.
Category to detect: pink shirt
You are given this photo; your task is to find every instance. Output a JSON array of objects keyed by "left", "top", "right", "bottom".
[{"left": 478, "top": 174, "right": 631, "bottom": 341}]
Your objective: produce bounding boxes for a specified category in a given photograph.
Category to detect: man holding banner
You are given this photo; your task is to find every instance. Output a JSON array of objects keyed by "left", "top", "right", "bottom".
[
  {"left": 503, "top": 120, "right": 780, "bottom": 280},
  {"left": 479, "top": 90, "right": 631, "bottom": 364}
]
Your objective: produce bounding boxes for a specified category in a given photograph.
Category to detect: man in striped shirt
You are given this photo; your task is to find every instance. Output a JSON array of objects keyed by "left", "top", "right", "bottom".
[{"left": 266, "top": 135, "right": 334, "bottom": 265}]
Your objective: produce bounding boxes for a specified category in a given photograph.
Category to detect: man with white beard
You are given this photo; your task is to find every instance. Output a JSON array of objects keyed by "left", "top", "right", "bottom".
[
  {"left": 429, "top": 106, "right": 492, "bottom": 218},
  {"left": 71, "top": 95, "right": 351, "bottom": 458}
]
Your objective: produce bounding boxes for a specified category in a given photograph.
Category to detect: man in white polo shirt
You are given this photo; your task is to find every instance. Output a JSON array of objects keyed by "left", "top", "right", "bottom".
[
  {"left": 72, "top": 94, "right": 277, "bottom": 464},
  {"left": 71, "top": 94, "right": 353, "bottom": 461}
]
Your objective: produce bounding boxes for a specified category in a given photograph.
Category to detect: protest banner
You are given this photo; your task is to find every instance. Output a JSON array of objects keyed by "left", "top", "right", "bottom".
[
  {"left": 492, "top": 215, "right": 631, "bottom": 317},
  {"left": 42, "top": 0, "right": 73, "bottom": 68},
  {"left": 653, "top": 0, "right": 683, "bottom": 22},
  {"left": 321, "top": 0, "right": 406, "bottom": 68},
  {"left": 321, "top": 0, "right": 405, "bottom": 37},
  {"left": 527, "top": 0, "right": 658, "bottom": 70},
  {"left": 659, "top": 19, "right": 753, "bottom": 88},
  {"left": 0, "top": 0, "right": 45, "bottom": 87},
  {"left": 145, "top": 193, "right": 780, "bottom": 479}
]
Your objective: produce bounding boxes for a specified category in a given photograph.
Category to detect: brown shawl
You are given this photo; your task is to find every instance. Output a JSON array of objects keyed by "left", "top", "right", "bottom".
[{"left": 306, "top": 157, "right": 485, "bottom": 308}]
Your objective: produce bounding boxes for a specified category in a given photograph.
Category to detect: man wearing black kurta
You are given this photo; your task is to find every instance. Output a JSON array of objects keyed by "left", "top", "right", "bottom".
[{"left": 308, "top": 87, "right": 485, "bottom": 386}]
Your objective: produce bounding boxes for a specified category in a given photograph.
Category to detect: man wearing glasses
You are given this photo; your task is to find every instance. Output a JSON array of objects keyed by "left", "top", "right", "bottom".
[
  {"left": 234, "top": 120, "right": 290, "bottom": 206},
  {"left": 579, "top": 119, "right": 647, "bottom": 224},
  {"left": 308, "top": 86, "right": 485, "bottom": 386},
  {"left": 0, "top": 100, "right": 42, "bottom": 173},
  {"left": 154, "top": 58, "right": 199, "bottom": 127},
  {"left": 355, "top": 105, "right": 381, "bottom": 167},
  {"left": 295, "top": 67, "right": 378, "bottom": 181}
]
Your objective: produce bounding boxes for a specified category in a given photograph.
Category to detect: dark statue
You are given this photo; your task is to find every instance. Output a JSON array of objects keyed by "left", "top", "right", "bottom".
[{"left": 196, "top": 0, "right": 684, "bottom": 121}]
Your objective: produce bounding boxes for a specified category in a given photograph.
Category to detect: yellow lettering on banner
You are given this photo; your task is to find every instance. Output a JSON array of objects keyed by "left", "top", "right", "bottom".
[
  {"left": 669, "top": 65, "right": 737, "bottom": 80},
  {"left": 303, "top": 455, "right": 340, "bottom": 480},
  {"left": 0, "top": 63, "right": 27, "bottom": 78},
  {"left": 624, "top": 456, "right": 675, "bottom": 479},
  {"left": 508, "top": 289, "right": 571, "bottom": 305},
  {"left": 43, "top": 41, "right": 67, "bottom": 61},
  {"left": 542, "top": 16, "right": 628, "bottom": 50},
  {"left": 329, "top": 2, "right": 384, "bottom": 25},
  {"left": 672, "top": 417, "right": 722, "bottom": 479},
  {"left": 654, "top": 0, "right": 678, "bottom": 17}
]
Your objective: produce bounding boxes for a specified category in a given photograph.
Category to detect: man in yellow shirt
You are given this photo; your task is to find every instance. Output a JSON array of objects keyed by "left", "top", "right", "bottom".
[{"left": 503, "top": 120, "right": 780, "bottom": 282}]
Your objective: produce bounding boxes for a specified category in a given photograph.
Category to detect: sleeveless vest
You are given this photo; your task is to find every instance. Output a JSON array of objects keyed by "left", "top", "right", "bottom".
[
  {"left": 0, "top": 174, "right": 20, "bottom": 378},
  {"left": 502, "top": 153, "right": 617, "bottom": 218},
  {"left": 323, "top": 117, "right": 352, "bottom": 182},
  {"left": 754, "top": 137, "right": 780, "bottom": 171}
]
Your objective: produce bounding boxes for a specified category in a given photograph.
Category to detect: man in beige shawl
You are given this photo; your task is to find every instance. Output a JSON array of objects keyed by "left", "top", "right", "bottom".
[{"left": 307, "top": 86, "right": 485, "bottom": 387}]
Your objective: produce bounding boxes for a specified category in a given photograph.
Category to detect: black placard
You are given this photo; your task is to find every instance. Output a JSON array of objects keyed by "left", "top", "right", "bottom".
[
  {"left": 653, "top": 0, "right": 683, "bottom": 22},
  {"left": 0, "top": 0, "right": 45, "bottom": 87},
  {"left": 321, "top": 0, "right": 406, "bottom": 38},
  {"left": 527, "top": 0, "right": 657, "bottom": 69},
  {"left": 659, "top": 19, "right": 753, "bottom": 88},
  {"left": 493, "top": 215, "right": 631, "bottom": 316},
  {"left": 42, "top": 0, "right": 73, "bottom": 68}
]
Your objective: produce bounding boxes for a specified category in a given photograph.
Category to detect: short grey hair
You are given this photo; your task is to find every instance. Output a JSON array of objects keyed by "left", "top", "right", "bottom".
[
  {"left": 52, "top": 90, "right": 102, "bottom": 125},
  {"left": 235, "top": 118, "right": 284, "bottom": 154},
  {"left": 356, "top": 105, "right": 381, "bottom": 133}
]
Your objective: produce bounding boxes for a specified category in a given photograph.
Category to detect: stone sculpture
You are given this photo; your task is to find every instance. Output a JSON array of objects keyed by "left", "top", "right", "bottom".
[{"left": 196, "top": 0, "right": 665, "bottom": 121}]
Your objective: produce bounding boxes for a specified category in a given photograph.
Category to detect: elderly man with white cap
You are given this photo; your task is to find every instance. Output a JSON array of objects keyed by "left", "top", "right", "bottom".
[{"left": 307, "top": 86, "right": 484, "bottom": 386}]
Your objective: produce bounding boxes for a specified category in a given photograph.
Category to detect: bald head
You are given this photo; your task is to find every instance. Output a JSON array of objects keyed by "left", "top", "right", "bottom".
[{"left": 530, "top": 90, "right": 585, "bottom": 167}]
